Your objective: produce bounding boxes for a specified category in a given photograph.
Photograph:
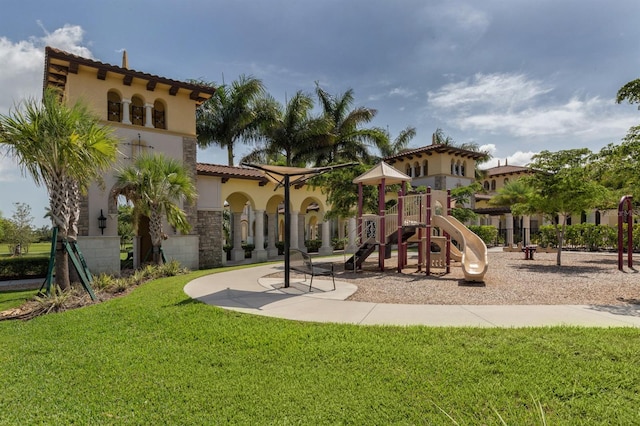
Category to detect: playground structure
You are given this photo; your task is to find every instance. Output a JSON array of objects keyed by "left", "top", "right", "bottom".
[{"left": 346, "top": 162, "right": 488, "bottom": 282}]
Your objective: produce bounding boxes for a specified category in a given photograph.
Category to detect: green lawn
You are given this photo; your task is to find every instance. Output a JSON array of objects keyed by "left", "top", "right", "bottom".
[
  {"left": 0, "top": 288, "right": 37, "bottom": 311},
  {"left": 0, "top": 241, "right": 51, "bottom": 258},
  {"left": 1, "top": 266, "right": 639, "bottom": 424}
]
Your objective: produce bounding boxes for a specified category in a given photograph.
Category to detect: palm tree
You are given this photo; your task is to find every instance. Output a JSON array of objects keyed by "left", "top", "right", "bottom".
[
  {"left": 378, "top": 126, "right": 417, "bottom": 158},
  {"left": 488, "top": 179, "right": 535, "bottom": 214},
  {"left": 0, "top": 88, "right": 118, "bottom": 289},
  {"left": 114, "top": 153, "right": 197, "bottom": 265},
  {"left": 311, "top": 83, "right": 387, "bottom": 165},
  {"left": 241, "top": 91, "right": 330, "bottom": 167},
  {"left": 196, "top": 75, "right": 269, "bottom": 166}
]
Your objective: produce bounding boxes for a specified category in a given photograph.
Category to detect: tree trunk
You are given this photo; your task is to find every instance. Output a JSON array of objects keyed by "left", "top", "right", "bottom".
[
  {"left": 555, "top": 220, "right": 565, "bottom": 266},
  {"left": 148, "top": 209, "right": 164, "bottom": 265},
  {"left": 68, "top": 179, "right": 82, "bottom": 285},
  {"left": 55, "top": 239, "right": 70, "bottom": 290},
  {"left": 227, "top": 145, "right": 234, "bottom": 166},
  {"left": 49, "top": 176, "right": 71, "bottom": 288}
]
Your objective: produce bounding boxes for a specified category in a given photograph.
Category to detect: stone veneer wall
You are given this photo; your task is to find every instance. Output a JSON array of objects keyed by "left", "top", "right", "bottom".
[
  {"left": 197, "top": 210, "right": 223, "bottom": 269},
  {"left": 434, "top": 175, "right": 446, "bottom": 190},
  {"left": 183, "top": 136, "right": 198, "bottom": 235}
]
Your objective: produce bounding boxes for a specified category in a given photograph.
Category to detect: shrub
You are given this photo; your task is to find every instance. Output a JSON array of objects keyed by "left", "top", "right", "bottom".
[
  {"left": 332, "top": 237, "right": 347, "bottom": 250},
  {"left": 468, "top": 225, "right": 498, "bottom": 246},
  {"left": 242, "top": 243, "right": 255, "bottom": 258},
  {"left": 305, "top": 239, "right": 322, "bottom": 253},
  {"left": 0, "top": 256, "right": 49, "bottom": 280}
]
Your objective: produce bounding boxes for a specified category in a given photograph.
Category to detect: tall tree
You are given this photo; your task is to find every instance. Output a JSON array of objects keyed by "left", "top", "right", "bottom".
[
  {"left": 114, "top": 153, "right": 196, "bottom": 265},
  {"left": 196, "top": 75, "right": 269, "bottom": 166},
  {"left": 0, "top": 88, "right": 118, "bottom": 289},
  {"left": 520, "top": 149, "right": 607, "bottom": 265},
  {"left": 240, "top": 91, "right": 330, "bottom": 166},
  {"left": 592, "top": 125, "right": 640, "bottom": 202},
  {"left": 312, "top": 83, "right": 387, "bottom": 165}
]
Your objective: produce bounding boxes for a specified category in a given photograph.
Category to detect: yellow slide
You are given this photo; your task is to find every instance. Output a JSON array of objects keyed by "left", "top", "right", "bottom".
[{"left": 431, "top": 215, "right": 488, "bottom": 282}]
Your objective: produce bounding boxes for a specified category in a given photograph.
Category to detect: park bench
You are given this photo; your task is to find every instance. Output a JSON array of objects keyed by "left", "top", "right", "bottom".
[{"left": 289, "top": 249, "right": 335, "bottom": 291}]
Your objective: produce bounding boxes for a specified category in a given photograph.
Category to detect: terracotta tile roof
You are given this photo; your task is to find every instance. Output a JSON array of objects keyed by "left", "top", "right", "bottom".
[
  {"left": 482, "top": 164, "right": 531, "bottom": 177},
  {"left": 44, "top": 46, "right": 215, "bottom": 103},
  {"left": 384, "top": 144, "right": 488, "bottom": 163},
  {"left": 196, "top": 163, "right": 268, "bottom": 184}
]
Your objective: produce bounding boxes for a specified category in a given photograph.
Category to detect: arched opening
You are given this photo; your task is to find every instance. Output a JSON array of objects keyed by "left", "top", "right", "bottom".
[
  {"left": 153, "top": 99, "right": 166, "bottom": 129},
  {"left": 107, "top": 90, "right": 122, "bottom": 122},
  {"left": 131, "top": 95, "right": 145, "bottom": 126}
]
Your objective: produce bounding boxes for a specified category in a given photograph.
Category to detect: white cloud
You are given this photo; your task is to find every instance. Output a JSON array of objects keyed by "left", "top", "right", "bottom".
[
  {"left": 428, "top": 72, "right": 552, "bottom": 111},
  {"left": 483, "top": 150, "right": 537, "bottom": 168},
  {"left": 0, "top": 23, "right": 92, "bottom": 171},
  {"left": 479, "top": 143, "right": 497, "bottom": 156},
  {"left": 389, "top": 87, "right": 415, "bottom": 98},
  {"left": 427, "top": 72, "right": 639, "bottom": 145},
  {"left": 38, "top": 22, "right": 92, "bottom": 58}
]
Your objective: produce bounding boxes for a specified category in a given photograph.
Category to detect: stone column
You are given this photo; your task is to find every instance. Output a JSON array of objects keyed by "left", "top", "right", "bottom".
[
  {"left": 253, "top": 210, "right": 267, "bottom": 261},
  {"left": 319, "top": 219, "right": 333, "bottom": 256},
  {"left": 121, "top": 98, "right": 132, "bottom": 125},
  {"left": 231, "top": 212, "right": 245, "bottom": 261},
  {"left": 347, "top": 217, "right": 357, "bottom": 252},
  {"left": 298, "top": 213, "right": 306, "bottom": 252},
  {"left": 289, "top": 211, "right": 299, "bottom": 250},
  {"left": 267, "top": 212, "right": 278, "bottom": 258},
  {"left": 522, "top": 215, "right": 531, "bottom": 246},
  {"left": 144, "top": 103, "right": 154, "bottom": 128},
  {"left": 505, "top": 213, "right": 514, "bottom": 247}
]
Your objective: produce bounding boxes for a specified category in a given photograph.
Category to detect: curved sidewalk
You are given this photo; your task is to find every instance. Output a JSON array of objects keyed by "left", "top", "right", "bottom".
[{"left": 184, "top": 263, "right": 640, "bottom": 327}]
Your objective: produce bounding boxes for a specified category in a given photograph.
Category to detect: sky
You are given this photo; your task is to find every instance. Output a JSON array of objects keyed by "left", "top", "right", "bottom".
[{"left": 1, "top": 0, "right": 640, "bottom": 227}]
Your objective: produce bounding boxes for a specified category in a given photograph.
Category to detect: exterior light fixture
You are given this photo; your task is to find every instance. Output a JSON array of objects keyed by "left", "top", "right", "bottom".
[{"left": 98, "top": 209, "right": 107, "bottom": 235}]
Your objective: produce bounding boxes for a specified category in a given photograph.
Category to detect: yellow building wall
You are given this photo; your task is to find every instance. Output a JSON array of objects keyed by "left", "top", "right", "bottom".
[
  {"left": 63, "top": 66, "right": 197, "bottom": 135},
  {"left": 392, "top": 153, "right": 476, "bottom": 178}
]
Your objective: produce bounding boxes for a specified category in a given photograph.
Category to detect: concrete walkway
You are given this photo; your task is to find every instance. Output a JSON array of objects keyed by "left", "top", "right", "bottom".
[{"left": 184, "top": 262, "right": 640, "bottom": 328}]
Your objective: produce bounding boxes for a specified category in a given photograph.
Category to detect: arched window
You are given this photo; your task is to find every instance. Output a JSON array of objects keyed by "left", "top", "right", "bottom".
[
  {"left": 454, "top": 161, "right": 460, "bottom": 176},
  {"left": 450, "top": 160, "right": 455, "bottom": 175},
  {"left": 153, "top": 99, "right": 166, "bottom": 129},
  {"left": 131, "top": 95, "right": 145, "bottom": 126},
  {"left": 422, "top": 160, "right": 428, "bottom": 176},
  {"left": 461, "top": 161, "right": 466, "bottom": 177},
  {"left": 107, "top": 90, "right": 122, "bottom": 122},
  {"left": 491, "top": 180, "right": 496, "bottom": 191},
  {"left": 484, "top": 181, "right": 490, "bottom": 191},
  {"left": 406, "top": 164, "right": 412, "bottom": 177},
  {"left": 504, "top": 177, "right": 509, "bottom": 185},
  {"left": 413, "top": 162, "right": 420, "bottom": 177}
]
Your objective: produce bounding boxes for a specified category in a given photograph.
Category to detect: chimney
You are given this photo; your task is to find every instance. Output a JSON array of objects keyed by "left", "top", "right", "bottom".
[
  {"left": 505, "top": 158, "right": 508, "bottom": 166},
  {"left": 122, "top": 50, "right": 129, "bottom": 69},
  {"left": 498, "top": 160, "right": 501, "bottom": 167}
]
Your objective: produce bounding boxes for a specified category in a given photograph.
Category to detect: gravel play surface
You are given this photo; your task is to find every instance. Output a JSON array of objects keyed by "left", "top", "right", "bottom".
[{"left": 330, "top": 250, "right": 640, "bottom": 305}]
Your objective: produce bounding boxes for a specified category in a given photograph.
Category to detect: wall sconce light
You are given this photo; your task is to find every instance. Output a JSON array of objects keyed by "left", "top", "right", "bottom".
[{"left": 98, "top": 209, "right": 107, "bottom": 235}]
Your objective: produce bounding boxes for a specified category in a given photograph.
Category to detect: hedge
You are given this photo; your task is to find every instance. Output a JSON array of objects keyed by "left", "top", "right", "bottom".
[
  {"left": 468, "top": 225, "right": 499, "bottom": 246},
  {"left": 533, "top": 223, "right": 637, "bottom": 251},
  {"left": 0, "top": 256, "right": 49, "bottom": 281}
]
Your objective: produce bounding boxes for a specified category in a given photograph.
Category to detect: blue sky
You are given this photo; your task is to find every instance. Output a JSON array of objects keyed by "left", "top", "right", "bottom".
[{"left": 1, "top": 0, "right": 640, "bottom": 227}]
